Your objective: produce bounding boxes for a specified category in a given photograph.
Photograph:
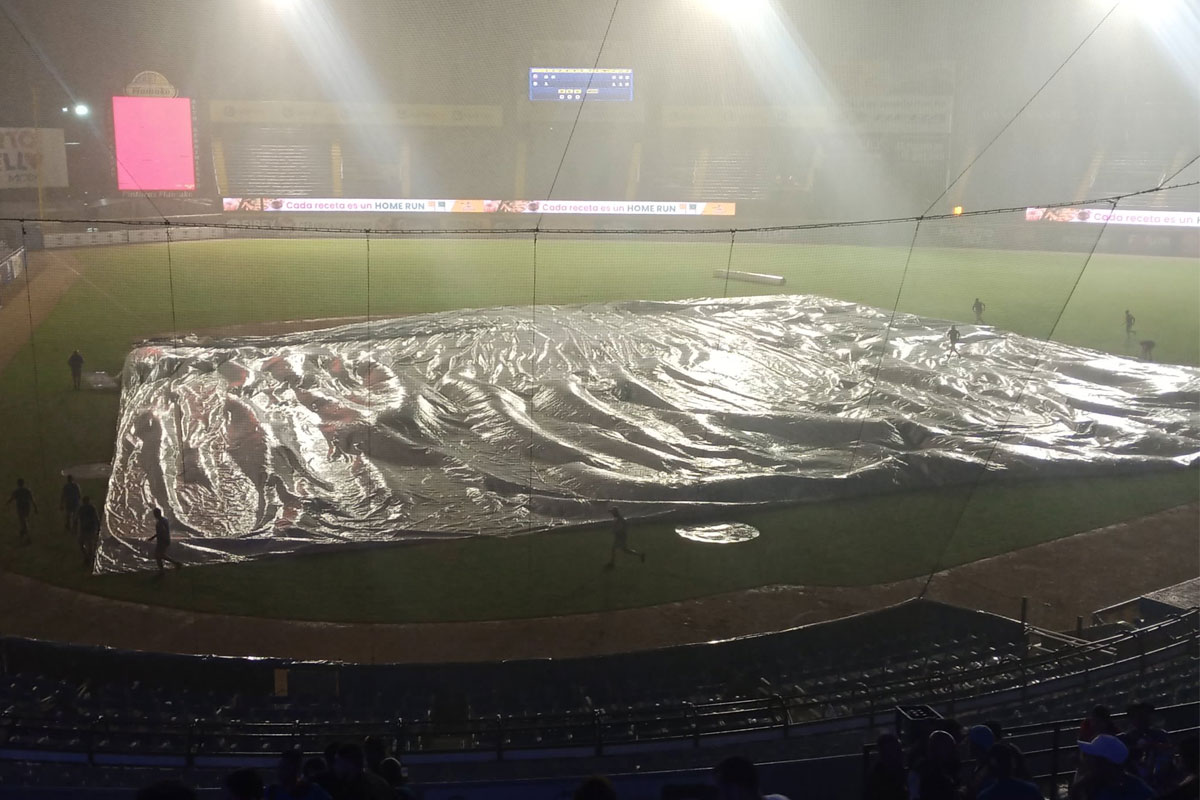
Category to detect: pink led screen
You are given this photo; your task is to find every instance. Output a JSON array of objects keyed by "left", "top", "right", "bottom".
[{"left": 112, "top": 96, "right": 195, "bottom": 192}]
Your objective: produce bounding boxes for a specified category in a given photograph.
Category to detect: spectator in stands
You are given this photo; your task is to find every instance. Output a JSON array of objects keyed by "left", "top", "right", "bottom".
[
  {"left": 983, "top": 722, "right": 1032, "bottom": 780},
  {"left": 59, "top": 474, "right": 80, "bottom": 534},
  {"left": 363, "top": 736, "right": 387, "bottom": 775},
  {"left": 1081, "top": 706, "right": 1121, "bottom": 742},
  {"left": 304, "top": 756, "right": 337, "bottom": 797},
  {"left": 863, "top": 732, "right": 907, "bottom": 800},
  {"left": 966, "top": 724, "right": 998, "bottom": 799},
  {"left": 978, "top": 742, "right": 1044, "bottom": 800},
  {"left": 1120, "top": 702, "right": 1172, "bottom": 791},
  {"left": 713, "top": 756, "right": 790, "bottom": 800},
  {"left": 378, "top": 757, "right": 416, "bottom": 800},
  {"left": 77, "top": 495, "right": 100, "bottom": 567},
  {"left": 1157, "top": 735, "right": 1198, "bottom": 800},
  {"left": 268, "top": 749, "right": 331, "bottom": 800},
  {"left": 909, "top": 729, "right": 963, "bottom": 800},
  {"left": 332, "top": 742, "right": 393, "bottom": 800},
  {"left": 574, "top": 775, "right": 617, "bottom": 800},
  {"left": 6, "top": 477, "right": 36, "bottom": 545},
  {"left": 225, "top": 768, "right": 265, "bottom": 800},
  {"left": 68, "top": 349, "right": 84, "bottom": 390},
  {"left": 137, "top": 782, "right": 197, "bottom": 800},
  {"left": 1070, "top": 735, "right": 1154, "bottom": 800}
]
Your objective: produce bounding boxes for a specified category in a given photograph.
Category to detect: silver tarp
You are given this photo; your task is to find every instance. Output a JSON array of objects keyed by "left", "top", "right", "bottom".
[{"left": 96, "top": 295, "right": 1200, "bottom": 573}]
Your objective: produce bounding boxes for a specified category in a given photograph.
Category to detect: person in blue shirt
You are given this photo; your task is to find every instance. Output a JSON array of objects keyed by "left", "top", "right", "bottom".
[{"left": 1070, "top": 735, "right": 1154, "bottom": 800}]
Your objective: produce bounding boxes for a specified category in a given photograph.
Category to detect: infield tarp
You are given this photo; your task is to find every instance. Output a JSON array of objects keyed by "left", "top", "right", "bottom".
[{"left": 96, "top": 296, "right": 1200, "bottom": 573}]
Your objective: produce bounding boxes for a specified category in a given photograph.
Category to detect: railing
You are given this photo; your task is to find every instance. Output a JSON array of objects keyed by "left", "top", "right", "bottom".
[
  {"left": 0, "top": 610, "right": 1193, "bottom": 767},
  {"left": 0, "top": 246, "right": 25, "bottom": 296}
]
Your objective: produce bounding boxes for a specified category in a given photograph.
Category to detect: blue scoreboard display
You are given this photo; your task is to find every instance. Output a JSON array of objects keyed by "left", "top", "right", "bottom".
[{"left": 529, "top": 68, "right": 634, "bottom": 101}]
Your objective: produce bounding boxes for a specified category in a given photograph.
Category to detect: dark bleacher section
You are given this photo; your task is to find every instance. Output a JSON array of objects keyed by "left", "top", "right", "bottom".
[
  {"left": 0, "top": 601, "right": 1194, "bottom": 794},
  {"left": 221, "top": 127, "right": 334, "bottom": 196}
]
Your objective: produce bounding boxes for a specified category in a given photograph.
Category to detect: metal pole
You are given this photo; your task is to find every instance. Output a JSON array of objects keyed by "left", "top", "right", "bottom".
[
  {"left": 1020, "top": 596, "right": 1029, "bottom": 626},
  {"left": 1048, "top": 723, "right": 1061, "bottom": 800},
  {"left": 31, "top": 87, "right": 44, "bottom": 221}
]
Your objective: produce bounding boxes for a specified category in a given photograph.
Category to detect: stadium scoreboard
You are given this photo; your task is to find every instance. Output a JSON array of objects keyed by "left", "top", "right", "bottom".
[{"left": 529, "top": 68, "right": 633, "bottom": 101}]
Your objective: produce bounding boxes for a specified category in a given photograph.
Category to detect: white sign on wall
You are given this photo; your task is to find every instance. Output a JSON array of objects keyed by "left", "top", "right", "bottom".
[{"left": 0, "top": 128, "right": 69, "bottom": 189}]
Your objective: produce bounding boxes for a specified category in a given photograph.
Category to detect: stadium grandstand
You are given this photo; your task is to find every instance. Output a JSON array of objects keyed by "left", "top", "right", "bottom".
[{"left": 0, "top": 1, "right": 1195, "bottom": 798}]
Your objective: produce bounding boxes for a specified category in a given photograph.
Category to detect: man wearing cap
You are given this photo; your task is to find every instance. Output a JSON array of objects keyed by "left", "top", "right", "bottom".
[
  {"left": 1070, "top": 735, "right": 1153, "bottom": 800},
  {"left": 966, "top": 725, "right": 997, "bottom": 799}
]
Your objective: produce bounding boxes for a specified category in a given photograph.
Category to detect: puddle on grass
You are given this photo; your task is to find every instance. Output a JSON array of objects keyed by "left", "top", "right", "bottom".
[{"left": 676, "top": 522, "right": 761, "bottom": 544}]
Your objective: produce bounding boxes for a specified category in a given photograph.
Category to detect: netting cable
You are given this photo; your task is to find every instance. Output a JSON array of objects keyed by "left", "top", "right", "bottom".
[
  {"left": 921, "top": 1, "right": 1122, "bottom": 216},
  {"left": 3, "top": 179, "right": 1191, "bottom": 239},
  {"left": 18, "top": 223, "right": 48, "bottom": 481},
  {"left": 365, "top": 230, "right": 373, "bottom": 461},
  {"left": 526, "top": 232, "right": 539, "bottom": 530},
  {"left": 915, "top": 197, "right": 1119, "bottom": 601},
  {"left": 720, "top": 230, "right": 736, "bottom": 298},
  {"left": 847, "top": 218, "right": 922, "bottom": 472},
  {"left": 533, "top": 0, "right": 622, "bottom": 233},
  {"left": 164, "top": 225, "right": 180, "bottom": 351}
]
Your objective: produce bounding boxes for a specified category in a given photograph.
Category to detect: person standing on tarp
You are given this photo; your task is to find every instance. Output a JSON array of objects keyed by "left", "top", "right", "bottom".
[
  {"left": 145, "top": 507, "right": 183, "bottom": 573},
  {"left": 68, "top": 350, "right": 84, "bottom": 390},
  {"left": 947, "top": 325, "right": 962, "bottom": 355}
]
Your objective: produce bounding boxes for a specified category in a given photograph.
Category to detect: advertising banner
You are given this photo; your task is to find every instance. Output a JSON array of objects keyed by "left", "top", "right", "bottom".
[
  {"left": 0, "top": 128, "right": 68, "bottom": 189},
  {"left": 211, "top": 102, "right": 503, "bottom": 127},
  {"left": 224, "top": 198, "right": 736, "bottom": 216},
  {"left": 1025, "top": 207, "right": 1199, "bottom": 228}
]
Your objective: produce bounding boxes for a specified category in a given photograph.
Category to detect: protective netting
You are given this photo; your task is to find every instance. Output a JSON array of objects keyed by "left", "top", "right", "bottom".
[{"left": 0, "top": 0, "right": 1194, "bottom": 626}]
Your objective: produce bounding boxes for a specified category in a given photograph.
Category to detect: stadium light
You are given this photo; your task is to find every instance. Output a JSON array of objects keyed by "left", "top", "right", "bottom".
[{"left": 73, "top": 103, "right": 89, "bottom": 117}]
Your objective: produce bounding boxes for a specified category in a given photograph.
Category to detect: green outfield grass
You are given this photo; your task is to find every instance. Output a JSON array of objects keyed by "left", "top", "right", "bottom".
[{"left": 0, "top": 237, "right": 1195, "bottom": 623}]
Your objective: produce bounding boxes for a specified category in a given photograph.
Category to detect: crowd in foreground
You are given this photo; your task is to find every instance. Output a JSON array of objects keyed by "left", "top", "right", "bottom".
[
  {"left": 127, "top": 702, "right": 1198, "bottom": 800},
  {"left": 866, "top": 702, "right": 1198, "bottom": 800}
]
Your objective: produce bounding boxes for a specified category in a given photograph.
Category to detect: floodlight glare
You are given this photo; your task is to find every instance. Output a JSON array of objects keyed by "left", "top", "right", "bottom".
[
  {"left": 699, "top": 0, "right": 771, "bottom": 25},
  {"left": 73, "top": 104, "right": 89, "bottom": 117}
]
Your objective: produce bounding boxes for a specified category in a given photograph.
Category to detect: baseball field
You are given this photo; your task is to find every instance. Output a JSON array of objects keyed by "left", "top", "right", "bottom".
[{"left": 0, "top": 236, "right": 1195, "bottom": 623}]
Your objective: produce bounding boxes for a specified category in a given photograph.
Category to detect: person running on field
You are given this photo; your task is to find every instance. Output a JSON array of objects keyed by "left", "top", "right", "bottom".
[
  {"left": 77, "top": 496, "right": 100, "bottom": 568},
  {"left": 68, "top": 350, "right": 84, "bottom": 390},
  {"left": 145, "top": 507, "right": 182, "bottom": 572},
  {"left": 1139, "top": 340, "right": 1155, "bottom": 361},
  {"left": 7, "top": 478, "right": 36, "bottom": 544},
  {"left": 606, "top": 508, "right": 645, "bottom": 569},
  {"left": 972, "top": 298, "right": 985, "bottom": 324},
  {"left": 947, "top": 325, "right": 962, "bottom": 355},
  {"left": 60, "top": 474, "right": 81, "bottom": 534},
  {"left": 1125, "top": 310, "right": 1135, "bottom": 336}
]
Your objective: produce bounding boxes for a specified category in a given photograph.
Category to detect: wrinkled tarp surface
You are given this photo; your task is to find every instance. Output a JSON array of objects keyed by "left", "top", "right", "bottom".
[{"left": 96, "top": 295, "right": 1200, "bottom": 573}]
